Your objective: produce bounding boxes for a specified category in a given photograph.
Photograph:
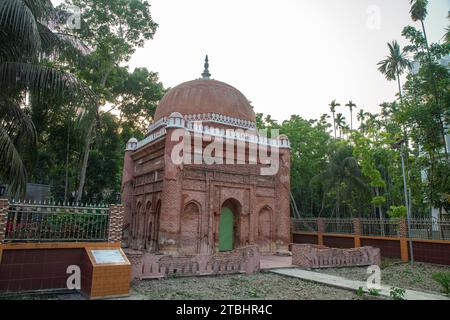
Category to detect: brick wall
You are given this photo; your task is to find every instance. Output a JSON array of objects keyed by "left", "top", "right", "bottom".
[
  {"left": 126, "top": 245, "right": 261, "bottom": 280},
  {"left": 108, "top": 204, "right": 124, "bottom": 243}
]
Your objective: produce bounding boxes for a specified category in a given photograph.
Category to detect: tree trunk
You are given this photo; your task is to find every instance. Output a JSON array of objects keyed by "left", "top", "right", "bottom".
[
  {"left": 75, "top": 119, "right": 95, "bottom": 202},
  {"left": 332, "top": 114, "right": 336, "bottom": 139},
  {"left": 75, "top": 68, "right": 113, "bottom": 202},
  {"left": 64, "top": 118, "right": 71, "bottom": 202}
]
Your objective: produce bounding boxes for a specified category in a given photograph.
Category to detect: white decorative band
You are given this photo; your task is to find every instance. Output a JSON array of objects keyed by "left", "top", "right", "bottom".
[
  {"left": 147, "top": 112, "right": 257, "bottom": 133},
  {"left": 135, "top": 122, "right": 290, "bottom": 151}
]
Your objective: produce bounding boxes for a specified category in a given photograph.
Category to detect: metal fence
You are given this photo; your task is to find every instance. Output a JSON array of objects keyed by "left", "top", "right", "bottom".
[
  {"left": 292, "top": 217, "right": 450, "bottom": 241},
  {"left": 291, "top": 218, "right": 317, "bottom": 233},
  {"left": 323, "top": 218, "right": 354, "bottom": 234},
  {"left": 4, "top": 201, "right": 110, "bottom": 242},
  {"left": 409, "top": 217, "right": 450, "bottom": 240},
  {"left": 360, "top": 218, "right": 400, "bottom": 237}
]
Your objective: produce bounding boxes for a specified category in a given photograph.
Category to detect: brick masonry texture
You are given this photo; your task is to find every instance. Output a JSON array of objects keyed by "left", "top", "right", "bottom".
[
  {"left": 125, "top": 245, "right": 261, "bottom": 280},
  {"left": 121, "top": 126, "right": 291, "bottom": 255},
  {"left": 291, "top": 244, "right": 381, "bottom": 269}
]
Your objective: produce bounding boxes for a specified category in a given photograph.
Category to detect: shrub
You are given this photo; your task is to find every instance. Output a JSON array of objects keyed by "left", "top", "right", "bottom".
[
  {"left": 432, "top": 272, "right": 450, "bottom": 295},
  {"left": 356, "top": 286, "right": 364, "bottom": 297},
  {"left": 390, "top": 287, "right": 406, "bottom": 300},
  {"left": 368, "top": 288, "right": 381, "bottom": 296}
]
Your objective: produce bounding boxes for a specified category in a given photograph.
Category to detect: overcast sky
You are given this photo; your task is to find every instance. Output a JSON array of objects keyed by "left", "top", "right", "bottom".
[{"left": 54, "top": 0, "right": 449, "bottom": 123}]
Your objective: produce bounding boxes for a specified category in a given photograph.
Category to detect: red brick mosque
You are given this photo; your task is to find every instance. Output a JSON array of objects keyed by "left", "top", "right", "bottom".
[{"left": 121, "top": 57, "right": 291, "bottom": 257}]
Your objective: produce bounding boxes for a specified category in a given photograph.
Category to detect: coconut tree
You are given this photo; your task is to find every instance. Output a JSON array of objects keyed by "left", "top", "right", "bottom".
[
  {"left": 357, "top": 109, "right": 366, "bottom": 133},
  {"left": 380, "top": 102, "right": 392, "bottom": 123},
  {"left": 409, "top": 0, "right": 431, "bottom": 60},
  {"left": 0, "top": 0, "right": 91, "bottom": 195},
  {"left": 335, "top": 113, "right": 346, "bottom": 139},
  {"left": 329, "top": 100, "right": 340, "bottom": 139},
  {"left": 345, "top": 100, "right": 356, "bottom": 130},
  {"left": 378, "top": 41, "right": 411, "bottom": 108}
]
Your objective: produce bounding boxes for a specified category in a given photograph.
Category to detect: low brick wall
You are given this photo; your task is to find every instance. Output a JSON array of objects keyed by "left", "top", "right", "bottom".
[
  {"left": 0, "top": 242, "right": 121, "bottom": 294},
  {"left": 126, "top": 246, "right": 261, "bottom": 280},
  {"left": 291, "top": 244, "right": 381, "bottom": 269}
]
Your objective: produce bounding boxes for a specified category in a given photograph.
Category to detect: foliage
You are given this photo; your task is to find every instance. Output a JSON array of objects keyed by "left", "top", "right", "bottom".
[
  {"left": 356, "top": 286, "right": 364, "bottom": 297},
  {"left": 368, "top": 288, "right": 381, "bottom": 296},
  {"left": 0, "top": 0, "right": 93, "bottom": 196},
  {"left": 432, "top": 272, "right": 450, "bottom": 295},
  {"left": 389, "top": 287, "right": 406, "bottom": 300},
  {"left": 387, "top": 205, "right": 407, "bottom": 218}
]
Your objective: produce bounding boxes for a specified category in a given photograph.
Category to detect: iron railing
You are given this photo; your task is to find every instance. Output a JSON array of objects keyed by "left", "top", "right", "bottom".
[
  {"left": 291, "top": 218, "right": 317, "bottom": 233},
  {"left": 409, "top": 217, "right": 450, "bottom": 240},
  {"left": 291, "top": 217, "right": 450, "bottom": 241},
  {"left": 4, "top": 201, "right": 110, "bottom": 242},
  {"left": 323, "top": 218, "right": 354, "bottom": 234},
  {"left": 360, "top": 218, "right": 400, "bottom": 237}
]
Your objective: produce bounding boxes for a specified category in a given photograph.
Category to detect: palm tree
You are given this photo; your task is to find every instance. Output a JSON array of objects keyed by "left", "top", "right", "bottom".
[
  {"left": 329, "top": 100, "right": 340, "bottom": 139},
  {"left": 0, "top": 0, "right": 92, "bottom": 195},
  {"left": 357, "top": 109, "right": 366, "bottom": 132},
  {"left": 335, "top": 113, "right": 346, "bottom": 139},
  {"left": 378, "top": 41, "right": 411, "bottom": 108},
  {"left": 409, "top": 0, "right": 431, "bottom": 60},
  {"left": 345, "top": 101, "right": 356, "bottom": 130},
  {"left": 380, "top": 102, "right": 391, "bottom": 122}
]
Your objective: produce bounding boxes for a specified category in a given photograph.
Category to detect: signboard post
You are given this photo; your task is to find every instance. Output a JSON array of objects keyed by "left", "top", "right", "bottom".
[{"left": 82, "top": 247, "right": 131, "bottom": 299}]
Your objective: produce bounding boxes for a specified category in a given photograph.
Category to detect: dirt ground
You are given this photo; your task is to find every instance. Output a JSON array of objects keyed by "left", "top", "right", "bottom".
[
  {"left": 130, "top": 272, "right": 358, "bottom": 300},
  {"left": 317, "top": 259, "right": 450, "bottom": 295}
]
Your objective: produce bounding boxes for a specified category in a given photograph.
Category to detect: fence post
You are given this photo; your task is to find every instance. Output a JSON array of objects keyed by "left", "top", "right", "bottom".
[
  {"left": 0, "top": 199, "right": 8, "bottom": 243},
  {"left": 317, "top": 218, "right": 325, "bottom": 246},
  {"left": 399, "top": 218, "right": 409, "bottom": 262},
  {"left": 353, "top": 218, "right": 361, "bottom": 248},
  {"left": 108, "top": 204, "right": 124, "bottom": 243}
]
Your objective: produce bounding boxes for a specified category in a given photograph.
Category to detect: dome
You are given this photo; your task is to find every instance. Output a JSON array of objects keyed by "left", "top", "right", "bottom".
[{"left": 154, "top": 79, "right": 256, "bottom": 123}]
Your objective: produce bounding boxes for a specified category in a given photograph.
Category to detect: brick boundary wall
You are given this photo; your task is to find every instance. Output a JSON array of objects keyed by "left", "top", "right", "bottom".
[
  {"left": 291, "top": 244, "right": 381, "bottom": 269},
  {"left": 126, "top": 245, "right": 261, "bottom": 280},
  {"left": 292, "top": 230, "right": 450, "bottom": 265}
]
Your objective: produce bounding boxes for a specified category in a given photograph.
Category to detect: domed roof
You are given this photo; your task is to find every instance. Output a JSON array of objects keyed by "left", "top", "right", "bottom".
[{"left": 154, "top": 79, "right": 256, "bottom": 122}]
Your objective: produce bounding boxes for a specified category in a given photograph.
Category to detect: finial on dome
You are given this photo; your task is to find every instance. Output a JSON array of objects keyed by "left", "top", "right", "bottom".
[{"left": 201, "top": 55, "right": 211, "bottom": 79}]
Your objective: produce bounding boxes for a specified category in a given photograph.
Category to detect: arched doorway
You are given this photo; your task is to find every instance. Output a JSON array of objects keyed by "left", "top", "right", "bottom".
[
  {"left": 219, "top": 207, "right": 233, "bottom": 251},
  {"left": 219, "top": 198, "right": 242, "bottom": 252}
]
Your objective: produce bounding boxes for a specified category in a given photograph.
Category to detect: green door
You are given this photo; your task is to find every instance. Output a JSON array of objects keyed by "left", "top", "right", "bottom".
[{"left": 219, "top": 207, "right": 233, "bottom": 251}]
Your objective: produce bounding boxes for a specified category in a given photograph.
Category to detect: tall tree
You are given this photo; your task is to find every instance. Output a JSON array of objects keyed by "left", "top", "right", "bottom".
[
  {"left": 378, "top": 41, "right": 411, "bottom": 111},
  {"left": 61, "top": 0, "right": 159, "bottom": 201},
  {"left": 345, "top": 100, "right": 356, "bottom": 130},
  {"left": 335, "top": 113, "right": 346, "bottom": 139},
  {"left": 0, "top": 0, "right": 91, "bottom": 195},
  {"left": 409, "top": 0, "right": 431, "bottom": 60},
  {"left": 329, "top": 100, "right": 340, "bottom": 139}
]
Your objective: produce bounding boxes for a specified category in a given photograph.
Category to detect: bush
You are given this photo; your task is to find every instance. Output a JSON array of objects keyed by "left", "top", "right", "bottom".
[
  {"left": 387, "top": 205, "right": 407, "bottom": 218},
  {"left": 356, "top": 286, "right": 364, "bottom": 297},
  {"left": 368, "top": 288, "right": 381, "bottom": 296},
  {"left": 390, "top": 287, "right": 406, "bottom": 300},
  {"left": 432, "top": 272, "right": 450, "bottom": 295}
]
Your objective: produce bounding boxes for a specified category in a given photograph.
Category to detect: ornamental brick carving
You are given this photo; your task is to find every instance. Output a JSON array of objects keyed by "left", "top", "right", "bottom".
[
  {"left": 291, "top": 244, "right": 381, "bottom": 269},
  {"left": 126, "top": 245, "right": 261, "bottom": 280}
]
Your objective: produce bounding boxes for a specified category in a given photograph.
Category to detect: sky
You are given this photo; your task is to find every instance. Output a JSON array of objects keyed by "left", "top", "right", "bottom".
[{"left": 54, "top": 0, "right": 450, "bottom": 123}]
